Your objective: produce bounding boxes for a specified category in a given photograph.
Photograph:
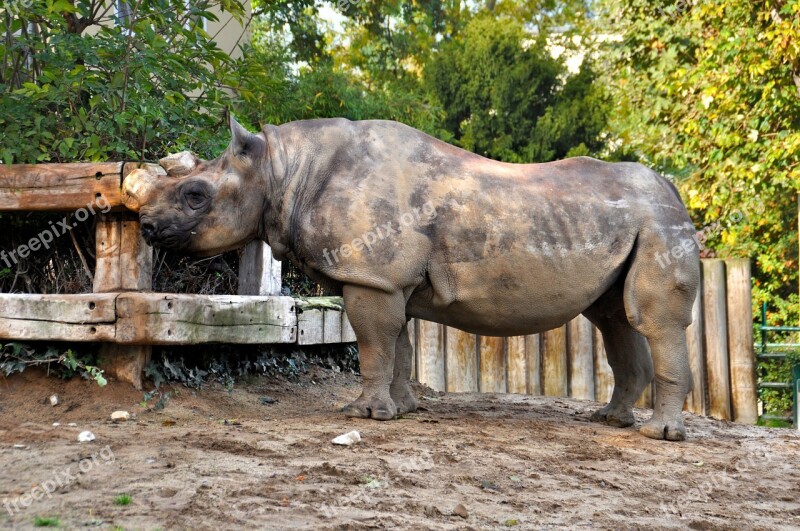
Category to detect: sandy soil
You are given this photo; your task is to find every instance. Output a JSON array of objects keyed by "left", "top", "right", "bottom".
[{"left": 1, "top": 366, "right": 799, "bottom": 530}]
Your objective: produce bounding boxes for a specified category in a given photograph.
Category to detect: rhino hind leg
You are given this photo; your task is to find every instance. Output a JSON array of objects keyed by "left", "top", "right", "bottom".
[
  {"left": 622, "top": 229, "right": 699, "bottom": 441},
  {"left": 340, "top": 285, "right": 407, "bottom": 421},
  {"left": 390, "top": 323, "right": 418, "bottom": 415},
  {"left": 584, "top": 293, "right": 654, "bottom": 428}
]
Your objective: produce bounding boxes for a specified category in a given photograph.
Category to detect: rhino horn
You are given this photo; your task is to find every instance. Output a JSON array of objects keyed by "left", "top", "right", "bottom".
[
  {"left": 158, "top": 150, "right": 201, "bottom": 177},
  {"left": 122, "top": 168, "right": 161, "bottom": 212}
]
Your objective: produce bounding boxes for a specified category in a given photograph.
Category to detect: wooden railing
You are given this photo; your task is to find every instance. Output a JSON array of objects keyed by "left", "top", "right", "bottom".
[{"left": 0, "top": 162, "right": 759, "bottom": 423}]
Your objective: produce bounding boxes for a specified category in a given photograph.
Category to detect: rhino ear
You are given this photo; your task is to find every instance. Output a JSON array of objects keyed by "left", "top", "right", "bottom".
[{"left": 229, "top": 115, "right": 265, "bottom": 161}]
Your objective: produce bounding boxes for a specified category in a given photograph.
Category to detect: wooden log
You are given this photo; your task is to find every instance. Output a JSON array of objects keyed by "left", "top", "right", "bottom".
[
  {"left": 323, "top": 309, "right": 343, "bottom": 343},
  {"left": 0, "top": 293, "right": 116, "bottom": 342},
  {"left": 115, "top": 293, "right": 297, "bottom": 345},
  {"left": 685, "top": 284, "right": 706, "bottom": 415},
  {"left": 726, "top": 258, "right": 757, "bottom": 424},
  {"left": 341, "top": 313, "right": 357, "bottom": 343},
  {"left": 479, "top": 336, "right": 506, "bottom": 393},
  {"left": 702, "top": 259, "right": 732, "bottom": 420},
  {"left": 297, "top": 308, "right": 324, "bottom": 345},
  {"left": 507, "top": 336, "right": 527, "bottom": 394},
  {"left": 94, "top": 181, "right": 154, "bottom": 390},
  {"left": 407, "top": 318, "right": 417, "bottom": 380},
  {"left": 238, "top": 240, "right": 282, "bottom": 296},
  {"left": 526, "top": 334, "right": 541, "bottom": 395},
  {"left": 445, "top": 327, "right": 478, "bottom": 392},
  {"left": 417, "top": 320, "right": 445, "bottom": 391},
  {"left": 568, "top": 316, "right": 595, "bottom": 400},
  {"left": 543, "top": 325, "right": 568, "bottom": 397},
  {"left": 593, "top": 327, "right": 614, "bottom": 403},
  {"left": 0, "top": 162, "right": 124, "bottom": 211}
]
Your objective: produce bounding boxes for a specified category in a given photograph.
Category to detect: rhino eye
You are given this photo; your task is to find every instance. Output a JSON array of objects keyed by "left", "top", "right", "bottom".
[{"left": 184, "top": 190, "right": 207, "bottom": 210}]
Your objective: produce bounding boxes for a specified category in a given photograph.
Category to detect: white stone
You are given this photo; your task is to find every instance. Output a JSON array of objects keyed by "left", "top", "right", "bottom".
[
  {"left": 77, "top": 431, "right": 95, "bottom": 442},
  {"left": 331, "top": 430, "right": 361, "bottom": 446},
  {"left": 111, "top": 411, "right": 131, "bottom": 421}
]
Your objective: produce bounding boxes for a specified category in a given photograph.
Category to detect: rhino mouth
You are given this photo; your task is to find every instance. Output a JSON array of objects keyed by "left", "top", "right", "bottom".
[{"left": 140, "top": 216, "right": 199, "bottom": 251}]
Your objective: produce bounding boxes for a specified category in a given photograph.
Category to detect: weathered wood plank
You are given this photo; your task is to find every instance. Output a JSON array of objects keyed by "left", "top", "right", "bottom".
[
  {"left": 568, "top": 316, "right": 595, "bottom": 400},
  {"left": 685, "top": 284, "right": 706, "bottom": 415},
  {"left": 593, "top": 327, "right": 614, "bottom": 403},
  {"left": 507, "top": 336, "right": 527, "bottom": 394},
  {"left": 341, "top": 313, "right": 357, "bottom": 343},
  {"left": 0, "top": 162, "right": 124, "bottom": 211},
  {"left": 726, "top": 258, "right": 757, "bottom": 424},
  {"left": 238, "top": 240, "right": 282, "bottom": 296},
  {"left": 323, "top": 309, "right": 343, "bottom": 344},
  {"left": 417, "top": 320, "right": 445, "bottom": 392},
  {"left": 526, "top": 334, "right": 541, "bottom": 395},
  {"left": 115, "top": 294, "right": 297, "bottom": 345},
  {"left": 0, "top": 293, "right": 117, "bottom": 342},
  {"left": 297, "top": 308, "right": 324, "bottom": 345},
  {"left": 408, "top": 319, "right": 417, "bottom": 380},
  {"left": 93, "top": 212, "right": 152, "bottom": 292},
  {"left": 702, "top": 259, "right": 732, "bottom": 420},
  {"left": 445, "top": 327, "right": 478, "bottom": 392},
  {"left": 543, "top": 326, "right": 568, "bottom": 397},
  {"left": 479, "top": 336, "right": 506, "bottom": 393}
]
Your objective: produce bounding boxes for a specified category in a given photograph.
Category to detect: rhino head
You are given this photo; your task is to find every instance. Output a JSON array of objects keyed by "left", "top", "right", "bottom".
[{"left": 122, "top": 117, "right": 277, "bottom": 256}]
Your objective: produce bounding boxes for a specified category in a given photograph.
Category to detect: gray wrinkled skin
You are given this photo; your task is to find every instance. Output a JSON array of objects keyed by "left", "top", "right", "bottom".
[{"left": 123, "top": 117, "right": 700, "bottom": 441}]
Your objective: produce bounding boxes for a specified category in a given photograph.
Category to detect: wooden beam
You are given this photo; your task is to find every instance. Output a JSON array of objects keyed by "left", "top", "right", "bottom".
[
  {"left": 0, "top": 162, "right": 124, "bottom": 211},
  {"left": 479, "top": 336, "right": 506, "bottom": 393},
  {"left": 568, "top": 316, "right": 595, "bottom": 400},
  {"left": 726, "top": 259, "right": 757, "bottom": 424},
  {"left": 417, "top": 320, "right": 445, "bottom": 391},
  {"left": 703, "top": 259, "right": 732, "bottom": 420},
  {"left": 238, "top": 240, "right": 282, "bottom": 296},
  {"left": 593, "top": 327, "right": 614, "bottom": 403},
  {"left": 115, "top": 293, "right": 297, "bottom": 345},
  {"left": 297, "top": 308, "right": 324, "bottom": 345},
  {"left": 543, "top": 325, "right": 568, "bottom": 397},
  {"left": 445, "top": 327, "right": 478, "bottom": 392},
  {"left": 507, "top": 335, "right": 527, "bottom": 394},
  {"left": 0, "top": 293, "right": 116, "bottom": 342},
  {"left": 526, "top": 334, "right": 541, "bottom": 395}
]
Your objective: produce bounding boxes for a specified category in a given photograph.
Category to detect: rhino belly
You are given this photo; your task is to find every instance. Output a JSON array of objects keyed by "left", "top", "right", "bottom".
[{"left": 406, "top": 241, "right": 633, "bottom": 336}]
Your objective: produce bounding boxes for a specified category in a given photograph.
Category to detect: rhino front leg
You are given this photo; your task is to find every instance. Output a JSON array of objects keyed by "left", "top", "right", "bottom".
[
  {"left": 341, "top": 285, "right": 406, "bottom": 420},
  {"left": 390, "top": 323, "right": 418, "bottom": 415}
]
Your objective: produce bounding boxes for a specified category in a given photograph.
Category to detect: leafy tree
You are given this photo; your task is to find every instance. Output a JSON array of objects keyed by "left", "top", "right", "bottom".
[
  {"left": 594, "top": 0, "right": 799, "bottom": 327},
  {"left": 426, "top": 14, "right": 608, "bottom": 162}
]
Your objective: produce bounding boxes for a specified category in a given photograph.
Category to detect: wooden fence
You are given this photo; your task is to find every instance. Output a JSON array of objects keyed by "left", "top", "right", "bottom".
[{"left": 0, "top": 162, "right": 758, "bottom": 423}]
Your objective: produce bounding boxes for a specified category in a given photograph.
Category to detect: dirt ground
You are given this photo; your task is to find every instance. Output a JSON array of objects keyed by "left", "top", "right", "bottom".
[{"left": 1, "top": 367, "right": 799, "bottom": 530}]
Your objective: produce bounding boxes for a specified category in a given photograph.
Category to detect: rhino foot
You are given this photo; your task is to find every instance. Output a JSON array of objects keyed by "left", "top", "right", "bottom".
[
  {"left": 590, "top": 404, "right": 635, "bottom": 428},
  {"left": 390, "top": 384, "right": 418, "bottom": 415},
  {"left": 342, "top": 395, "right": 397, "bottom": 421},
  {"left": 640, "top": 417, "right": 686, "bottom": 441}
]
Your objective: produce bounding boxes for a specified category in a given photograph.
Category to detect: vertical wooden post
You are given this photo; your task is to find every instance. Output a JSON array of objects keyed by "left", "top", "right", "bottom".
[
  {"left": 445, "top": 327, "right": 478, "bottom": 392},
  {"left": 702, "top": 259, "right": 732, "bottom": 420},
  {"left": 95, "top": 208, "right": 153, "bottom": 390},
  {"left": 507, "top": 336, "right": 527, "bottom": 394},
  {"left": 479, "top": 336, "right": 506, "bottom": 393},
  {"left": 407, "top": 318, "right": 417, "bottom": 381},
  {"left": 543, "top": 325, "right": 568, "bottom": 397},
  {"left": 417, "top": 320, "right": 445, "bottom": 392},
  {"left": 238, "top": 240, "right": 282, "bottom": 296},
  {"left": 685, "top": 282, "right": 706, "bottom": 415},
  {"left": 526, "top": 334, "right": 541, "bottom": 395},
  {"left": 593, "top": 327, "right": 614, "bottom": 403},
  {"left": 568, "top": 316, "right": 595, "bottom": 400},
  {"left": 726, "top": 259, "right": 758, "bottom": 424}
]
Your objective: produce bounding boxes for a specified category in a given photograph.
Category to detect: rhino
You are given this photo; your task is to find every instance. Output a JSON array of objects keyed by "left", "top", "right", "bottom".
[{"left": 122, "top": 116, "right": 700, "bottom": 441}]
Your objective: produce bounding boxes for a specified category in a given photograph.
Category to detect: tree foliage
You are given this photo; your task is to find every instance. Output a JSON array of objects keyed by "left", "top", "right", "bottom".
[{"left": 594, "top": 0, "right": 800, "bottom": 326}]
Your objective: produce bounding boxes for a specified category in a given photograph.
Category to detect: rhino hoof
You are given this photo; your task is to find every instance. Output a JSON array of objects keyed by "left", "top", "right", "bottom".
[
  {"left": 342, "top": 397, "right": 397, "bottom": 421},
  {"left": 590, "top": 406, "right": 634, "bottom": 428},
  {"left": 390, "top": 386, "right": 418, "bottom": 415},
  {"left": 640, "top": 418, "right": 686, "bottom": 441}
]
